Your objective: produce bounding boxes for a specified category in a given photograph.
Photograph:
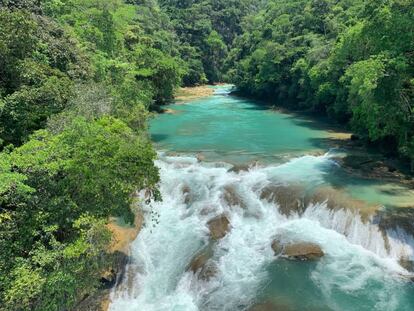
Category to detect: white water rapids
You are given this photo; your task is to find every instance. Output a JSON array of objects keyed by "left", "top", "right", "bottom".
[{"left": 109, "top": 153, "right": 414, "bottom": 311}]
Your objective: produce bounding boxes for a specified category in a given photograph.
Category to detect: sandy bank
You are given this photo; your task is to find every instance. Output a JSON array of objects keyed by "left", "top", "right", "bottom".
[{"left": 174, "top": 85, "right": 214, "bottom": 102}]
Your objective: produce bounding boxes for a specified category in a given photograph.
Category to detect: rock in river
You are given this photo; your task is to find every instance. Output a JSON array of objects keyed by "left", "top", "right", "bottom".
[
  {"left": 272, "top": 240, "right": 324, "bottom": 261},
  {"left": 187, "top": 243, "right": 217, "bottom": 281},
  {"left": 208, "top": 214, "right": 230, "bottom": 240}
]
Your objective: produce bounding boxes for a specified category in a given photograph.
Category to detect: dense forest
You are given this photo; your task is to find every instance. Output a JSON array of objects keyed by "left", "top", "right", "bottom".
[
  {"left": 228, "top": 0, "right": 414, "bottom": 169},
  {"left": 0, "top": 0, "right": 413, "bottom": 310},
  {"left": 158, "top": 0, "right": 263, "bottom": 84},
  {"left": 0, "top": 0, "right": 178, "bottom": 309}
]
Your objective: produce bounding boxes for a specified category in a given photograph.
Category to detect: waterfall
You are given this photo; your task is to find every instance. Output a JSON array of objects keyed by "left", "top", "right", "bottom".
[{"left": 109, "top": 154, "right": 414, "bottom": 311}]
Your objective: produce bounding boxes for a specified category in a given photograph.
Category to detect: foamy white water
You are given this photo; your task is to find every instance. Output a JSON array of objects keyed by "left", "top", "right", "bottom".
[{"left": 109, "top": 154, "right": 414, "bottom": 311}]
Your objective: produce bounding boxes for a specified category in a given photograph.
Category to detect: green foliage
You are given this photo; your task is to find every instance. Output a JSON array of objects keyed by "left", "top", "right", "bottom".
[
  {"left": 229, "top": 0, "right": 414, "bottom": 165},
  {"left": 0, "top": 9, "right": 87, "bottom": 146},
  {"left": 0, "top": 1, "right": 173, "bottom": 309},
  {"left": 50, "top": 0, "right": 184, "bottom": 108},
  {"left": 159, "top": 0, "right": 261, "bottom": 84},
  {"left": 0, "top": 117, "right": 159, "bottom": 310}
]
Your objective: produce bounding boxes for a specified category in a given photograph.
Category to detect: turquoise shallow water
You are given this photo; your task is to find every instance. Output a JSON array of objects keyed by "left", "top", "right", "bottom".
[
  {"left": 150, "top": 85, "right": 414, "bottom": 209},
  {"left": 150, "top": 85, "right": 328, "bottom": 163}
]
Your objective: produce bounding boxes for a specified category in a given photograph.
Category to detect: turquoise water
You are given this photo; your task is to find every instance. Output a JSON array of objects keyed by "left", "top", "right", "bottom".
[
  {"left": 110, "top": 85, "right": 414, "bottom": 311},
  {"left": 150, "top": 85, "right": 414, "bottom": 209},
  {"left": 150, "top": 85, "right": 328, "bottom": 163}
]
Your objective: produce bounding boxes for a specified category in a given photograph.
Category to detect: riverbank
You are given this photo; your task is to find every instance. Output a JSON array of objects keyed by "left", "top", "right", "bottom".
[
  {"left": 76, "top": 213, "right": 144, "bottom": 311},
  {"left": 161, "top": 85, "right": 216, "bottom": 114}
]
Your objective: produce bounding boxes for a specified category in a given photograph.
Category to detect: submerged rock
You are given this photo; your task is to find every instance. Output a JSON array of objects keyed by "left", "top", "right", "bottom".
[
  {"left": 189, "top": 251, "right": 210, "bottom": 273},
  {"left": 208, "top": 214, "right": 230, "bottom": 240},
  {"left": 187, "top": 244, "right": 217, "bottom": 281},
  {"left": 304, "top": 187, "right": 380, "bottom": 221},
  {"left": 222, "top": 185, "right": 246, "bottom": 208},
  {"left": 272, "top": 240, "right": 324, "bottom": 261},
  {"left": 260, "top": 184, "right": 304, "bottom": 215},
  {"left": 399, "top": 258, "right": 414, "bottom": 272},
  {"left": 336, "top": 154, "right": 408, "bottom": 183},
  {"left": 163, "top": 108, "right": 179, "bottom": 114},
  {"left": 182, "top": 185, "right": 192, "bottom": 204},
  {"left": 228, "top": 163, "right": 250, "bottom": 173},
  {"left": 198, "top": 263, "right": 218, "bottom": 281}
]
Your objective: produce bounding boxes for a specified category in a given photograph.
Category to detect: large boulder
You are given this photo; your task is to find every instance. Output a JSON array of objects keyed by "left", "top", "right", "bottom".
[
  {"left": 272, "top": 240, "right": 324, "bottom": 261},
  {"left": 208, "top": 214, "right": 230, "bottom": 240}
]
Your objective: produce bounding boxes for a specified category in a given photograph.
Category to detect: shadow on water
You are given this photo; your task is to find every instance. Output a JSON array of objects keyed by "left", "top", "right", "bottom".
[
  {"left": 319, "top": 163, "right": 381, "bottom": 189},
  {"left": 289, "top": 114, "right": 345, "bottom": 133},
  {"left": 242, "top": 100, "right": 350, "bottom": 136},
  {"left": 308, "top": 137, "right": 350, "bottom": 150},
  {"left": 151, "top": 133, "right": 169, "bottom": 142},
  {"left": 242, "top": 104, "right": 270, "bottom": 111}
]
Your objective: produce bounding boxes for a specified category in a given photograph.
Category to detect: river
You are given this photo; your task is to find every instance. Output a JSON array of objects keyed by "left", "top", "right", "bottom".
[{"left": 109, "top": 85, "right": 414, "bottom": 311}]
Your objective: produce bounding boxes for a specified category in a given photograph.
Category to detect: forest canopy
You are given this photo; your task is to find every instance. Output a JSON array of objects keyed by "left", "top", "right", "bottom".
[
  {"left": 0, "top": 0, "right": 172, "bottom": 309},
  {"left": 0, "top": 0, "right": 414, "bottom": 310}
]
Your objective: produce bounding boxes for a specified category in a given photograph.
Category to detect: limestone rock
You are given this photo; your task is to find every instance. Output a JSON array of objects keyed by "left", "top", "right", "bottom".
[
  {"left": 222, "top": 185, "right": 246, "bottom": 208},
  {"left": 399, "top": 258, "right": 414, "bottom": 272},
  {"left": 208, "top": 214, "right": 230, "bottom": 240},
  {"left": 187, "top": 244, "right": 217, "bottom": 281},
  {"left": 228, "top": 164, "right": 250, "bottom": 173},
  {"left": 182, "top": 185, "right": 192, "bottom": 204},
  {"left": 189, "top": 252, "right": 210, "bottom": 273},
  {"left": 100, "top": 269, "right": 117, "bottom": 290},
  {"left": 271, "top": 240, "right": 284, "bottom": 255},
  {"left": 272, "top": 240, "right": 324, "bottom": 261},
  {"left": 260, "top": 184, "right": 303, "bottom": 215}
]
